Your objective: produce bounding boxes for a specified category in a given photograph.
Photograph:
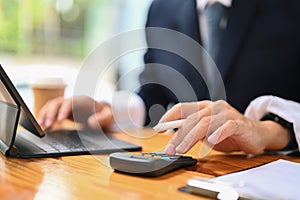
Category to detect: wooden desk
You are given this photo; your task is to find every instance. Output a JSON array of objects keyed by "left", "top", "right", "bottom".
[{"left": 1, "top": 128, "right": 300, "bottom": 200}]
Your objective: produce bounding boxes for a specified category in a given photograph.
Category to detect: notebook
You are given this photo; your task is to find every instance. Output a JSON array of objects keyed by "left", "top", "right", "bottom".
[
  {"left": 183, "top": 159, "right": 300, "bottom": 200},
  {"left": 0, "top": 64, "right": 141, "bottom": 158}
]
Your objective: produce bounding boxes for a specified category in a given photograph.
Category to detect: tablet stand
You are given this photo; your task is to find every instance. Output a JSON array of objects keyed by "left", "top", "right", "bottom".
[{"left": 0, "top": 101, "right": 20, "bottom": 156}]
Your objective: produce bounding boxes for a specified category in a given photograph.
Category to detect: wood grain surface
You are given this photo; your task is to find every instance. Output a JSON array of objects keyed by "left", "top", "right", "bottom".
[{"left": 0, "top": 128, "right": 299, "bottom": 200}]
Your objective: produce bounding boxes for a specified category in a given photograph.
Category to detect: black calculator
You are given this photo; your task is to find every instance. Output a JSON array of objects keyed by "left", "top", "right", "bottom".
[{"left": 109, "top": 152, "right": 197, "bottom": 177}]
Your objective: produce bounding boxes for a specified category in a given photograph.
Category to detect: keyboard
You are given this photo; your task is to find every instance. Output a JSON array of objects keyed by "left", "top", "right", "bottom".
[{"left": 13, "top": 129, "right": 142, "bottom": 158}]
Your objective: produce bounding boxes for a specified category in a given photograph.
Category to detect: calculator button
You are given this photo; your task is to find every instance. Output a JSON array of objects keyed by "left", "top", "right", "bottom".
[
  {"left": 153, "top": 155, "right": 162, "bottom": 159},
  {"left": 169, "top": 156, "right": 181, "bottom": 159},
  {"left": 161, "top": 157, "right": 171, "bottom": 161},
  {"left": 154, "top": 152, "right": 165, "bottom": 155},
  {"left": 131, "top": 155, "right": 150, "bottom": 160}
]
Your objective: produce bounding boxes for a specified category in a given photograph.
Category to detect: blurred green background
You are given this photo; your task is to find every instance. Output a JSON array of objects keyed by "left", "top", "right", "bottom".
[
  {"left": 0, "top": 0, "right": 152, "bottom": 90},
  {"left": 0, "top": 0, "right": 117, "bottom": 58}
]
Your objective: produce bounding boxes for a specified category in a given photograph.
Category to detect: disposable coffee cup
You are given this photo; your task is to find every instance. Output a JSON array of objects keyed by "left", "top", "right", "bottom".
[{"left": 30, "top": 77, "right": 66, "bottom": 117}]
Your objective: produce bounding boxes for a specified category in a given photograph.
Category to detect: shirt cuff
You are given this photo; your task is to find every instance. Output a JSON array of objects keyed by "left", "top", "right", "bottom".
[{"left": 108, "top": 91, "right": 146, "bottom": 131}]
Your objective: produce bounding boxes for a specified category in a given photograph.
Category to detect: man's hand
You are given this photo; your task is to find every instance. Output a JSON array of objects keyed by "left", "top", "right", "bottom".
[
  {"left": 159, "top": 100, "right": 290, "bottom": 155},
  {"left": 37, "top": 96, "right": 114, "bottom": 130}
]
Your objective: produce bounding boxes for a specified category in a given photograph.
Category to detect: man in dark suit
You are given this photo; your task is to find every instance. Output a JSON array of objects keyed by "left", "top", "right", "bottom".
[
  {"left": 138, "top": 0, "right": 300, "bottom": 126},
  {"left": 38, "top": 0, "right": 300, "bottom": 154},
  {"left": 135, "top": 0, "right": 300, "bottom": 155}
]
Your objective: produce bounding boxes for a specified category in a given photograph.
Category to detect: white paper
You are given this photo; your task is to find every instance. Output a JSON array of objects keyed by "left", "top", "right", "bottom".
[{"left": 211, "top": 159, "right": 300, "bottom": 200}]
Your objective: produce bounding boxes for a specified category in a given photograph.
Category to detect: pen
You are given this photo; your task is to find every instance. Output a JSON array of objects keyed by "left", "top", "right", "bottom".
[{"left": 153, "top": 119, "right": 186, "bottom": 132}]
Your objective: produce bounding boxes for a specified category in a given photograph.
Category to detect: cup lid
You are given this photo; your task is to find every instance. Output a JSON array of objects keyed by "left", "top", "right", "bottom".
[{"left": 30, "top": 77, "right": 66, "bottom": 89}]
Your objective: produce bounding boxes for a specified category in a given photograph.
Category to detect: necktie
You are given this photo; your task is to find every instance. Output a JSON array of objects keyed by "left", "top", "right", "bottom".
[
  {"left": 202, "top": 3, "right": 227, "bottom": 100},
  {"left": 204, "top": 3, "right": 226, "bottom": 61}
]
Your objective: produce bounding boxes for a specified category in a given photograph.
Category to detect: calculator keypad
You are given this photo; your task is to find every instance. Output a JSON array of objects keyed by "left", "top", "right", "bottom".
[{"left": 131, "top": 152, "right": 189, "bottom": 161}]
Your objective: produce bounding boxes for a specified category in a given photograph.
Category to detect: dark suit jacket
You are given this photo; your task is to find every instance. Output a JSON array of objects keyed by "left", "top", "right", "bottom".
[{"left": 137, "top": 0, "right": 300, "bottom": 126}]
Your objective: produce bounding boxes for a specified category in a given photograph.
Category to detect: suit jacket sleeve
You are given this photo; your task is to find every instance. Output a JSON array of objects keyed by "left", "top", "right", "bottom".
[{"left": 137, "top": 0, "right": 206, "bottom": 126}]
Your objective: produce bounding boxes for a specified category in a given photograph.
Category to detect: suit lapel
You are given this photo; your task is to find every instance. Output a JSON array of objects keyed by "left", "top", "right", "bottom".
[{"left": 216, "top": 0, "right": 259, "bottom": 79}]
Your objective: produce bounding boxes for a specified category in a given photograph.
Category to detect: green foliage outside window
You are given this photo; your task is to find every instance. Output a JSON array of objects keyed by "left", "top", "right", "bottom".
[{"left": 0, "top": 0, "right": 108, "bottom": 58}]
